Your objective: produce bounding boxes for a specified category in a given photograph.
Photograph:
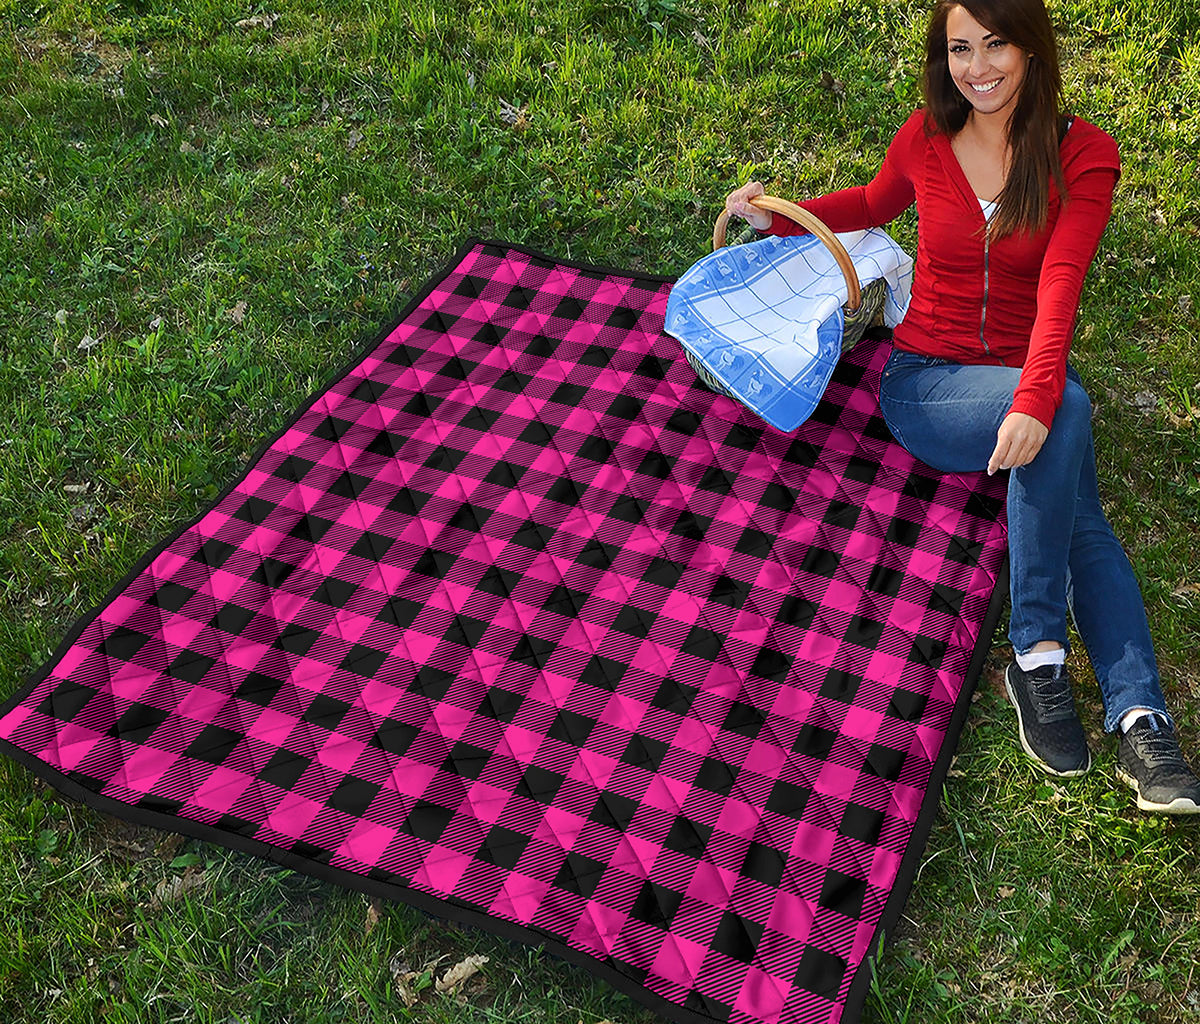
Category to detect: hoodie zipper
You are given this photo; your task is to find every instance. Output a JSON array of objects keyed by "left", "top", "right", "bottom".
[{"left": 979, "top": 226, "right": 991, "bottom": 357}]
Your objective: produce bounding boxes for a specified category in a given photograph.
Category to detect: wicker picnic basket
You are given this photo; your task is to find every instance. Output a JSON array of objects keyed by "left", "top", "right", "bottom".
[{"left": 685, "top": 195, "right": 888, "bottom": 396}]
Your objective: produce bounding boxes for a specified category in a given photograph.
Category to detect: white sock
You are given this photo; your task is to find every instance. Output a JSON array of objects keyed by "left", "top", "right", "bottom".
[
  {"left": 1120, "top": 709, "right": 1163, "bottom": 733},
  {"left": 1015, "top": 648, "right": 1066, "bottom": 673}
]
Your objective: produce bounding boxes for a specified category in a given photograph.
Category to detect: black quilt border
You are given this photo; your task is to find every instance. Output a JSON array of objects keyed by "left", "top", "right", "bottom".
[{"left": 0, "top": 237, "right": 1008, "bottom": 1024}]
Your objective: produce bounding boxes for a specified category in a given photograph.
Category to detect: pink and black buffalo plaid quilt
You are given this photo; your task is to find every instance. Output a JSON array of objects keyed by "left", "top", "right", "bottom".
[{"left": 1, "top": 241, "right": 1008, "bottom": 1024}]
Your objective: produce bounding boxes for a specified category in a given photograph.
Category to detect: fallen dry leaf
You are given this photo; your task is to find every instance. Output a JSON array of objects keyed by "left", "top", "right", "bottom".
[
  {"left": 236, "top": 12, "right": 279, "bottom": 30},
  {"left": 77, "top": 333, "right": 100, "bottom": 350},
  {"left": 365, "top": 896, "right": 383, "bottom": 935},
  {"left": 1131, "top": 390, "right": 1157, "bottom": 413},
  {"left": 55, "top": 308, "right": 69, "bottom": 325},
  {"left": 395, "top": 975, "right": 420, "bottom": 1007},
  {"left": 819, "top": 71, "right": 845, "bottom": 96},
  {"left": 997, "top": 886, "right": 1015, "bottom": 899},
  {"left": 151, "top": 867, "right": 208, "bottom": 907},
  {"left": 179, "top": 140, "right": 197, "bottom": 154},
  {"left": 347, "top": 128, "right": 364, "bottom": 151},
  {"left": 436, "top": 954, "right": 489, "bottom": 994},
  {"left": 227, "top": 300, "right": 248, "bottom": 324},
  {"left": 149, "top": 113, "right": 168, "bottom": 128},
  {"left": 498, "top": 98, "right": 528, "bottom": 127},
  {"left": 388, "top": 953, "right": 423, "bottom": 1008}
]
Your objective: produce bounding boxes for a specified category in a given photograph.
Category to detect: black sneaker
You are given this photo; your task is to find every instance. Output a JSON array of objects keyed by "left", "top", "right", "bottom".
[
  {"left": 1004, "top": 662, "right": 1092, "bottom": 777},
  {"left": 1116, "top": 715, "right": 1200, "bottom": 815}
]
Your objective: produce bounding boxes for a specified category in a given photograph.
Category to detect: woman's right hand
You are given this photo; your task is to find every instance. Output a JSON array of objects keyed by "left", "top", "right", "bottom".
[{"left": 725, "top": 181, "right": 773, "bottom": 232}]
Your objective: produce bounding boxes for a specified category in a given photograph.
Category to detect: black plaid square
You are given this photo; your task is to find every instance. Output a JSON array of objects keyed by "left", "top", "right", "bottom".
[
  {"left": 209, "top": 603, "right": 255, "bottom": 634},
  {"left": 710, "top": 911, "right": 763, "bottom": 964},
  {"left": 683, "top": 626, "right": 723, "bottom": 661},
  {"left": 476, "top": 566, "right": 521, "bottom": 599},
  {"left": 542, "top": 585, "right": 588, "bottom": 617},
  {"left": 777, "top": 595, "right": 817, "bottom": 628},
  {"left": 589, "top": 791, "right": 638, "bottom": 831},
  {"left": 516, "top": 765, "right": 564, "bottom": 804},
  {"left": 349, "top": 531, "right": 394, "bottom": 561},
  {"left": 794, "top": 946, "right": 846, "bottom": 1000},
  {"left": 621, "top": 735, "right": 668, "bottom": 773},
  {"left": 801, "top": 547, "right": 839, "bottom": 578},
  {"left": 794, "top": 725, "right": 838, "bottom": 761},
  {"left": 887, "top": 688, "right": 928, "bottom": 722},
  {"left": 819, "top": 869, "right": 868, "bottom": 919},
  {"left": 402, "top": 800, "right": 454, "bottom": 843},
  {"left": 272, "top": 455, "right": 315, "bottom": 483},
  {"left": 839, "top": 802, "right": 885, "bottom": 844},
  {"left": 259, "top": 749, "right": 309, "bottom": 789},
  {"left": 549, "top": 709, "right": 597, "bottom": 746},
  {"left": 630, "top": 881, "right": 683, "bottom": 929},
  {"left": 250, "top": 557, "right": 297, "bottom": 588},
  {"left": 442, "top": 741, "right": 491, "bottom": 780},
  {"left": 553, "top": 851, "right": 607, "bottom": 898},
  {"left": 477, "top": 688, "right": 523, "bottom": 722},
  {"left": 643, "top": 558, "right": 684, "bottom": 589},
  {"left": 821, "top": 670, "right": 861, "bottom": 703},
  {"left": 824, "top": 500, "right": 860, "bottom": 528},
  {"left": 109, "top": 703, "right": 169, "bottom": 744},
  {"left": 409, "top": 666, "right": 455, "bottom": 701},
  {"left": 765, "top": 780, "right": 811, "bottom": 820},
  {"left": 185, "top": 725, "right": 243, "bottom": 766},
  {"left": 167, "top": 649, "right": 216, "bottom": 684},
  {"left": 611, "top": 605, "right": 655, "bottom": 638},
  {"left": 652, "top": 679, "right": 697, "bottom": 714},
  {"left": 580, "top": 655, "right": 627, "bottom": 690},
  {"left": 750, "top": 647, "right": 790, "bottom": 683},
  {"left": 476, "top": 825, "right": 529, "bottom": 869},
  {"left": 37, "top": 681, "right": 96, "bottom": 723},
  {"left": 741, "top": 841, "right": 786, "bottom": 887},
  {"left": 863, "top": 742, "right": 907, "bottom": 782},
  {"left": 635, "top": 451, "right": 675, "bottom": 479},
  {"left": 518, "top": 421, "right": 557, "bottom": 446},
  {"left": 96, "top": 626, "right": 151, "bottom": 660},
  {"left": 723, "top": 702, "right": 766, "bottom": 739},
  {"left": 370, "top": 718, "right": 420, "bottom": 756},
  {"left": 328, "top": 775, "right": 381, "bottom": 816},
  {"left": 695, "top": 757, "right": 738, "bottom": 795},
  {"left": 671, "top": 510, "right": 709, "bottom": 541},
  {"left": 148, "top": 582, "right": 195, "bottom": 612},
  {"left": 302, "top": 694, "right": 351, "bottom": 730},
  {"left": 663, "top": 817, "right": 712, "bottom": 858}
]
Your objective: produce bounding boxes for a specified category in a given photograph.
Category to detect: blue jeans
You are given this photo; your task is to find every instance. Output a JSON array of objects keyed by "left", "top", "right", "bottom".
[{"left": 878, "top": 349, "right": 1168, "bottom": 732}]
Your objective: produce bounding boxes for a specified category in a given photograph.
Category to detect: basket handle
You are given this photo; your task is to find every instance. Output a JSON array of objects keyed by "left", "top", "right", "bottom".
[{"left": 713, "top": 195, "right": 862, "bottom": 312}]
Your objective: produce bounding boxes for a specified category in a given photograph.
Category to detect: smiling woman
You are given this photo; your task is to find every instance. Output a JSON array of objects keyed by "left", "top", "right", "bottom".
[
  {"left": 725, "top": 0, "right": 1200, "bottom": 814},
  {"left": 922, "top": 0, "right": 1067, "bottom": 240}
]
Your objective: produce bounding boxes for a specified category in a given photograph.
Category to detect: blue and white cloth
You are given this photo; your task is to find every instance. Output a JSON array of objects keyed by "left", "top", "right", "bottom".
[{"left": 665, "top": 228, "right": 914, "bottom": 432}]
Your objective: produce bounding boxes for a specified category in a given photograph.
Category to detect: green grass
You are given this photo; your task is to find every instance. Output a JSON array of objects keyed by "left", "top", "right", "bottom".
[{"left": 2, "top": 0, "right": 1199, "bottom": 1021}]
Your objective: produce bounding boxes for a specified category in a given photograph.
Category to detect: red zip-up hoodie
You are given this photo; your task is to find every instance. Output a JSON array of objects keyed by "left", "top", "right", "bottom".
[{"left": 763, "top": 109, "right": 1121, "bottom": 429}]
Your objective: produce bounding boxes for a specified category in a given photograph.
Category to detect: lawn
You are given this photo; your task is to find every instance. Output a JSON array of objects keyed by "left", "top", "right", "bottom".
[{"left": 1, "top": 0, "right": 1199, "bottom": 1021}]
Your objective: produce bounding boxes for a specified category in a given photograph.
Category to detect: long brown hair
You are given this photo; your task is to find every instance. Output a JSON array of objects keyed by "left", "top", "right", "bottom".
[{"left": 922, "top": 0, "right": 1070, "bottom": 239}]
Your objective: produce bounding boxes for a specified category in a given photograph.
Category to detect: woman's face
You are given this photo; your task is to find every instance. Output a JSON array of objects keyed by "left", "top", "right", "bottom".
[{"left": 945, "top": 5, "right": 1030, "bottom": 122}]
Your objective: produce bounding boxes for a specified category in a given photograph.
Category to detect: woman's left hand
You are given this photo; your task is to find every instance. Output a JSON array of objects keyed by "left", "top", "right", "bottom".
[{"left": 987, "top": 412, "right": 1049, "bottom": 475}]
